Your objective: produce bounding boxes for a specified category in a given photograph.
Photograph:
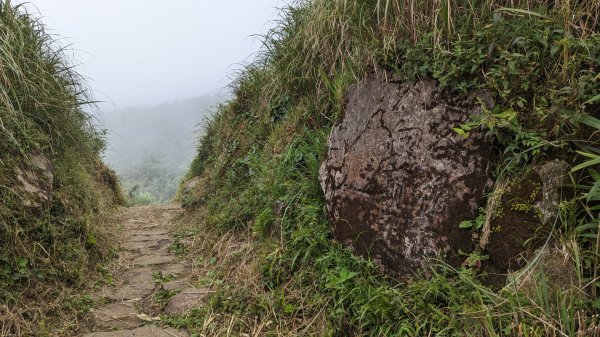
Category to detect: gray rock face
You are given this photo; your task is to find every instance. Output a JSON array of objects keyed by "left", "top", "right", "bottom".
[
  {"left": 319, "top": 76, "right": 494, "bottom": 277},
  {"left": 100, "top": 267, "right": 156, "bottom": 301},
  {"left": 181, "top": 176, "right": 204, "bottom": 208},
  {"left": 163, "top": 289, "right": 210, "bottom": 315},
  {"left": 182, "top": 177, "right": 201, "bottom": 195},
  {"left": 15, "top": 153, "right": 53, "bottom": 212}
]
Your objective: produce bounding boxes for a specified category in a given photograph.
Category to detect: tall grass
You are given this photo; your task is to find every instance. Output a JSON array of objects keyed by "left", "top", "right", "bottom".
[
  {"left": 181, "top": 0, "right": 600, "bottom": 335},
  {"left": 0, "top": 2, "right": 122, "bottom": 335},
  {"left": 253, "top": 0, "right": 599, "bottom": 114}
]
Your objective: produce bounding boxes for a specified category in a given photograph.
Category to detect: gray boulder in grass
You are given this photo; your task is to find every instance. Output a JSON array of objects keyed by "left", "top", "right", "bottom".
[{"left": 319, "top": 74, "right": 494, "bottom": 278}]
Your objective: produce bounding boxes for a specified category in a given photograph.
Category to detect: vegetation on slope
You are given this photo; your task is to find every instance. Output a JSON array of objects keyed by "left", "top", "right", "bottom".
[
  {"left": 178, "top": 0, "right": 600, "bottom": 335},
  {"left": 102, "top": 96, "right": 219, "bottom": 206},
  {"left": 0, "top": 3, "right": 123, "bottom": 334}
]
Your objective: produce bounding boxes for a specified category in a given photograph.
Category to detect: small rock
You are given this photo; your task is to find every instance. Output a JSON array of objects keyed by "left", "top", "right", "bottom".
[
  {"left": 92, "top": 302, "right": 143, "bottom": 330},
  {"left": 123, "top": 234, "right": 171, "bottom": 252},
  {"left": 122, "top": 238, "right": 170, "bottom": 252},
  {"left": 160, "top": 263, "right": 189, "bottom": 276},
  {"left": 136, "top": 313, "right": 161, "bottom": 322},
  {"left": 182, "top": 177, "right": 201, "bottom": 195},
  {"left": 129, "top": 227, "right": 169, "bottom": 235},
  {"left": 163, "top": 288, "right": 210, "bottom": 315},
  {"left": 487, "top": 160, "right": 569, "bottom": 271},
  {"left": 535, "top": 160, "right": 569, "bottom": 224},
  {"left": 181, "top": 176, "right": 205, "bottom": 207}
]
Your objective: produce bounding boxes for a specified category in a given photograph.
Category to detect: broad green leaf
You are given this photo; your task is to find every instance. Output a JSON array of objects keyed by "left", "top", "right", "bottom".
[
  {"left": 577, "top": 151, "right": 600, "bottom": 159},
  {"left": 459, "top": 220, "right": 473, "bottom": 229},
  {"left": 453, "top": 127, "right": 468, "bottom": 138},
  {"left": 572, "top": 158, "right": 600, "bottom": 172},
  {"left": 571, "top": 113, "right": 600, "bottom": 130}
]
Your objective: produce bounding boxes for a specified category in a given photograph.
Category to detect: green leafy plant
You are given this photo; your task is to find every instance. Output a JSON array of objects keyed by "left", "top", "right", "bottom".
[
  {"left": 459, "top": 209, "right": 486, "bottom": 230},
  {"left": 169, "top": 237, "right": 189, "bottom": 257}
]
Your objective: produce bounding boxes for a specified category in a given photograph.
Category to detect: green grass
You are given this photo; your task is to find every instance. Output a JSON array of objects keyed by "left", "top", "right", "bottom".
[
  {"left": 0, "top": 2, "right": 123, "bottom": 335},
  {"left": 182, "top": 0, "right": 598, "bottom": 335}
]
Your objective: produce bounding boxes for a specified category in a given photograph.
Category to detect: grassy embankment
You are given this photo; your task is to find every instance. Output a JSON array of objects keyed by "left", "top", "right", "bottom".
[
  {"left": 175, "top": 0, "right": 599, "bottom": 335},
  {"left": 0, "top": 3, "right": 123, "bottom": 335}
]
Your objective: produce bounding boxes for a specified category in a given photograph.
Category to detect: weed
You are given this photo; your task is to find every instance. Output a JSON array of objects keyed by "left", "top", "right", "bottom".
[
  {"left": 155, "top": 288, "right": 181, "bottom": 308},
  {"left": 152, "top": 270, "right": 177, "bottom": 285},
  {"left": 168, "top": 236, "right": 190, "bottom": 257}
]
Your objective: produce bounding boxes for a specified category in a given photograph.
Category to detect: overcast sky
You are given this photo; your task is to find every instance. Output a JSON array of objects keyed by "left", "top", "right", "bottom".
[{"left": 17, "top": 0, "right": 290, "bottom": 108}]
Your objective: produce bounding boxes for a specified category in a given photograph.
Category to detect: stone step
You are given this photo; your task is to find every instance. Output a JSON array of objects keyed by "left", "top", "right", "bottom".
[{"left": 82, "top": 325, "right": 189, "bottom": 337}]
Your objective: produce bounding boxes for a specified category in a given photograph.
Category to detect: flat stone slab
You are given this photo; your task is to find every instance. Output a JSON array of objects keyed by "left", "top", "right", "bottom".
[
  {"left": 92, "top": 302, "right": 142, "bottom": 330},
  {"left": 162, "top": 277, "right": 191, "bottom": 291},
  {"left": 122, "top": 238, "right": 171, "bottom": 252},
  {"left": 163, "top": 288, "right": 211, "bottom": 315},
  {"left": 126, "top": 221, "right": 162, "bottom": 228},
  {"left": 101, "top": 267, "right": 156, "bottom": 301},
  {"left": 159, "top": 263, "right": 189, "bottom": 276},
  {"left": 132, "top": 254, "right": 176, "bottom": 267},
  {"left": 126, "top": 233, "right": 170, "bottom": 243},
  {"left": 83, "top": 326, "right": 189, "bottom": 337}
]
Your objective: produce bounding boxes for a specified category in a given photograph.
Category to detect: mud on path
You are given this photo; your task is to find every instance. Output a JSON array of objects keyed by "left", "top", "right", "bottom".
[{"left": 82, "top": 205, "right": 206, "bottom": 337}]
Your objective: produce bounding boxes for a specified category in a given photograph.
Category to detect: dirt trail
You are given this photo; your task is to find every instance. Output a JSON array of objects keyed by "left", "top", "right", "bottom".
[{"left": 82, "top": 205, "right": 205, "bottom": 337}]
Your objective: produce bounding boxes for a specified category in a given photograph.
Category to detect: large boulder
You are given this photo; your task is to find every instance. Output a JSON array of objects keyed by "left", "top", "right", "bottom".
[{"left": 319, "top": 76, "right": 494, "bottom": 278}]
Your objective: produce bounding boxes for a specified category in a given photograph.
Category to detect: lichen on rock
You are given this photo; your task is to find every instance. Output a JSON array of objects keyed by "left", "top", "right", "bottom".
[{"left": 319, "top": 75, "right": 495, "bottom": 278}]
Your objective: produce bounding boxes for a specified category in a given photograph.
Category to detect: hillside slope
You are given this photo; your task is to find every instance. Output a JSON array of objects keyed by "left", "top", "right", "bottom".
[
  {"left": 180, "top": 0, "right": 600, "bottom": 336},
  {"left": 103, "top": 96, "right": 219, "bottom": 205},
  {"left": 0, "top": 4, "right": 123, "bottom": 335}
]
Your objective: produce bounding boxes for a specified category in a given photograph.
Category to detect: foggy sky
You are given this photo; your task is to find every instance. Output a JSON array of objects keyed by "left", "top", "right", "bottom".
[{"left": 17, "top": 0, "right": 290, "bottom": 107}]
